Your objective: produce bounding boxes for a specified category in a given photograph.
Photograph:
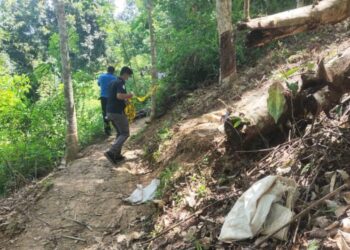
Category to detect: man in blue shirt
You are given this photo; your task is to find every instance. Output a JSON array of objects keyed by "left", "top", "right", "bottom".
[{"left": 98, "top": 66, "right": 117, "bottom": 136}]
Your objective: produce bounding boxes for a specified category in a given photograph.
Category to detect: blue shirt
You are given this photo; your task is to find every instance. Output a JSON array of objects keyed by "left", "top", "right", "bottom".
[{"left": 98, "top": 73, "right": 117, "bottom": 98}]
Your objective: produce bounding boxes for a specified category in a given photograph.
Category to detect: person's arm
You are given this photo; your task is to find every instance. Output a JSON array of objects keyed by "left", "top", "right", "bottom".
[
  {"left": 97, "top": 76, "right": 101, "bottom": 86},
  {"left": 115, "top": 81, "right": 133, "bottom": 100},
  {"left": 117, "top": 93, "right": 133, "bottom": 100}
]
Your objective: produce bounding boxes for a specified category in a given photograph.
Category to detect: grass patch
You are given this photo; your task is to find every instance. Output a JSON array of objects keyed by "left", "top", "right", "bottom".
[{"left": 156, "top": 162, "right": 181, "bottom": 198}]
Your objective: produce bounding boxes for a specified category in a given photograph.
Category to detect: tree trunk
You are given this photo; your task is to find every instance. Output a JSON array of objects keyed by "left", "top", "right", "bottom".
[
  {"left": 225, "top": 47, "right": 350, "bottom": 150},
  {"left": 297, "top": 0, "right": 305, "bottom": 8},
  {"left": 147, "top": 0, "right": 158, "bottom": 121},
  {"left": 216, "top": 0, "right": 237, "bottom": 85},
  {"left": 244, "top": 0, "right": 250, "bottom": 21},
  {"left": 53, "top": 0, "right": 79, "bottom": 162},
  {"left": 238, "top": 0, "right": 350, "bottom": 47}
]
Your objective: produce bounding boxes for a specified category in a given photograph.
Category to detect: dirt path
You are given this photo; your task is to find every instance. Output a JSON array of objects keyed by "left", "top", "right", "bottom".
[{"left": 0, "top": 119, "right": 155, "bottom": 250}]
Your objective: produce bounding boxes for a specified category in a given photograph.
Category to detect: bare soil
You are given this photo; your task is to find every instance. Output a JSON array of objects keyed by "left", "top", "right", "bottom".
[{"left": 0, "top": 118, "right": 156, "bottom": 250}]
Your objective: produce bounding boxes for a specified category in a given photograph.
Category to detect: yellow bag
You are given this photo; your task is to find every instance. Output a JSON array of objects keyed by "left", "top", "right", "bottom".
[
  {"left": 125, "top": 102, "right": 136, "bottom": 123},
  {"left": 124, "top": 85, "right": 158, "bottom": 123}
]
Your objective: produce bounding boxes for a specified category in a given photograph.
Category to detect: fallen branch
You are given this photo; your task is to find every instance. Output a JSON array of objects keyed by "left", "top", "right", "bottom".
[
  {"left": 142, "top": 194, "right": 234, "bottom": 244},
  {"left": 61, "top": 235, "right": 87, "bottom": 242},
  {"left": 255, "top": 182, "right": 350, "bottom": 247},
  {"left": 63, "top": 217, "right": 93, "bottom": 231},
  {"left": 225, "top": 47, "right": 350, "bottom": 151}
]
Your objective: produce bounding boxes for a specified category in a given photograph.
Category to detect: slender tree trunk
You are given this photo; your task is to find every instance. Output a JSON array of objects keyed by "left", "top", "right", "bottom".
[
  {"left": 297, "top": 0, "right": 305, "bottom": 8},
  {"left": 244, "top": 0, "right": 250, "bottom": 21},
  {"left": 53, "top": 0, "right": 79, "bottom": 162},
  {"left": 216, "top": 0, "right": 237, "bottom": 85},
  {"left": 238, "top": 0, "right": 350, "bottom": 47},
  {"left": 147, "top": 0, "right": 158, "bottom": 121}
]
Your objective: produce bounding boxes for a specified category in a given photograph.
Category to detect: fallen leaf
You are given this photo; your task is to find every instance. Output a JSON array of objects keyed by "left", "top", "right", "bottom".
[
  {"left": 335, "top": 230, "right": 350, "bottom": 250},
  {"left": 342, "top": 218, "right": 350, "bottom": 233},
  {"left": 338, "top": 170, "right": 349, "bottom": 181},
  {"left": 343, "top": 192, "right": 350, "bottom": 205},
  {"left": 185, "top": 191, "right": 197, "bottom": 208},
  {"left": 336, "top": 206, "right": 350, "bottom": 218},
  {"left": 330, "top": 173, "right": 337, "bottom": 192},
  {"left": 325, "top": 221, "right": 340, "bottom": 231},
  {"left": 326, "top": 200, "right": 339, "bottom": 212}
]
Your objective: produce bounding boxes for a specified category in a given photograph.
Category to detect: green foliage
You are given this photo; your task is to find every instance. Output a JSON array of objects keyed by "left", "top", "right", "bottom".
[
  {"left": 0, "top": 70, "right": 103, "bottom": 195},
  {"left": 231, "top": 116, "right": 242, "bottom": 128},
  {"left": 157, "top": 124, "right": 172, "bottom": 141},
  {"left": 267, "top": 82, "right": 286, "bottom": 124},
  {"left": 281, "top": 66, "right": 301, "bottom": 79},
  {"left": 307, "top": 240, "right": 320, "bottom": 250},
  {"left": 156, "top": 162, "right": 180, "bottom": 198},
  {"left": 0, "top": 0, "right": 301, "bottom": 195},
  {"left": 286, "top": 81, "right": 299, "bottom": 96},
  {"left": 301, "top": 163, "right": 313, "bottom": 174},
  {"left": 194, "top": 241, "right": 203, "bottom": 250}
]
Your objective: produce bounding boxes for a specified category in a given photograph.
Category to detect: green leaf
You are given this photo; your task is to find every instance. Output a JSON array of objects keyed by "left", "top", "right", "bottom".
[
  {"left": 307, "top": 240, "right": 319, "bottom": 250},
  {"left": 306, "top": 62, "right": 315, "bottom": 71},
  {"left": 286, "top": 81, "right": 298, "bottom": 96},
  {"left": 267, "top": 82, "right": 286, "bottom": 124},
  {"left": 281, "top": 66, "right": 300, "bottom": 79},
  {"left": 231, "top": 116, "right": 242, "bottom": 128},
  {"left": 301, "top": 163, "right": 312, "bottom": 175}
]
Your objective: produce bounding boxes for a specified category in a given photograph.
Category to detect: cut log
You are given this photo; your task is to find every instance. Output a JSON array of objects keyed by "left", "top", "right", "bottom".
[
  {"left": 225, "top": 46, "right": 350, "bottom": 150},
  {"left": 238, "top": 0, "right": 350, "bottom": 47}
]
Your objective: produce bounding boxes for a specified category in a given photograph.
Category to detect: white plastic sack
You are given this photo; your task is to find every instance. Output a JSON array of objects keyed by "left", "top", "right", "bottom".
[
  {"left": 124, "top": 179, "right": 160, "bottom": 204},
  {"left": 219, "top": 175, "right": 297, "bottom": 242}
]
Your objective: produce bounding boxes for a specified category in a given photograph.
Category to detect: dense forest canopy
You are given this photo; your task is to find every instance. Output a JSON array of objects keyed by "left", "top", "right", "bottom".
[{"left": 0, "top": 0, "right": 312, "bottom": 194}]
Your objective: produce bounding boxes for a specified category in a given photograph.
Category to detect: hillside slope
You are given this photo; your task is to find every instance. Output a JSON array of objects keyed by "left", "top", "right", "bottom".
[{"left": 1, "top": 21, "right": 350, "bottom": 250}]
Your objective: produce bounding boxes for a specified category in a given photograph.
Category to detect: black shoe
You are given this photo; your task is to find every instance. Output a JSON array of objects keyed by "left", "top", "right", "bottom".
[
  {"left": 114, "top": 155, "right": 126, "bottom": 162},
  {"left": 104, "top": 151, "right": 116, "bottom": 164}
]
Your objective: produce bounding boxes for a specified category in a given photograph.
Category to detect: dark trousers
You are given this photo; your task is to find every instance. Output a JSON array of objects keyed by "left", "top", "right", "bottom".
[
  {"left": 107, "top": 113, "right": 130, "bottom": 156},
  {"left": 100, "top": 97, "right": 111, "bottom": 135}
]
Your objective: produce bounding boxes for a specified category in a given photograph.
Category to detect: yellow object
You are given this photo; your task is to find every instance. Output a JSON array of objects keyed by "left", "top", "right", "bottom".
[
  {"left": 124, "top": 85, "right": 158, "bottom": 123},
  {"left": 133, "top": 85, "right": 158, "bottom": 103},
  {"left": 125, "top": 102, "right": 136, "bottom": 122}
]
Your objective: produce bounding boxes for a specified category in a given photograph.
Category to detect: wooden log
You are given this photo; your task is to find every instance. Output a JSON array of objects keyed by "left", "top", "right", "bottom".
[
  {"left": 237, "top": 0, "right": 350, "bottom": 47},
  {"left": 225, "top": 47, "right": 350, "bottom": 150}
]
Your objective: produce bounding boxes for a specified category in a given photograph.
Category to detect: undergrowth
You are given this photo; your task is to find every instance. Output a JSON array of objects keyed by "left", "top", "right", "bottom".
[{"left": 156, "top": 162, "right": 181, "bottom": 198}]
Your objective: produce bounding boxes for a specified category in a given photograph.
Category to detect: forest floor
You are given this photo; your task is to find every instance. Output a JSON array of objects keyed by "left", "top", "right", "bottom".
[
  {"left": 0, "top": 118, "right": 159, "bottom": 250},
  {"left": 1, "top": 22, "right": 350, "bottom": 250}
]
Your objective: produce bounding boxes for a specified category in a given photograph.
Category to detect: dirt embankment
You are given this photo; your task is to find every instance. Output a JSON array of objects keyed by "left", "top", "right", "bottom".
[{"left": 1, "top": 22, "right": 350, "bottom": 250}]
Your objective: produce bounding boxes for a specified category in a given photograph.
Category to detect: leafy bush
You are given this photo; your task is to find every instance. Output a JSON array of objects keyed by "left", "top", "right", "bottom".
[{"left": 0, "top": 72, "right": 103, "bottom": 195}]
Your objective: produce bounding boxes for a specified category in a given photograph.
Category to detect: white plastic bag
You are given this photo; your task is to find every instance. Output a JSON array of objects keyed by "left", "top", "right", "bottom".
[
  {"left": 124, "top": 179, "right": 160, "bottom": 204},
  {"left": 219, "top": 175, "right": 297, "bottom": 242}
]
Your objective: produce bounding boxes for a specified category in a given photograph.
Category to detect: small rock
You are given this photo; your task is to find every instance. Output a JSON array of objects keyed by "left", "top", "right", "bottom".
[
  {"left": 325, "top": 200, "right": 339, "bottom": 210},
  {"left": 184, "top": 226, "right": 197, "bottom": 242},
  {"left": 337, "top": 170, "right": 349, "bottom": 181},
  {"left": 117, "top": 234, "right": 127, "bottom": 243},
  {"left": 308, "top": 228, "right": 328, "bottom": 238},
  {"left": 314, "top": 216, "right": 330, "bottom": 228},
  {"left": 342, "top": 217, "right": 350, "bottom": 233}
]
